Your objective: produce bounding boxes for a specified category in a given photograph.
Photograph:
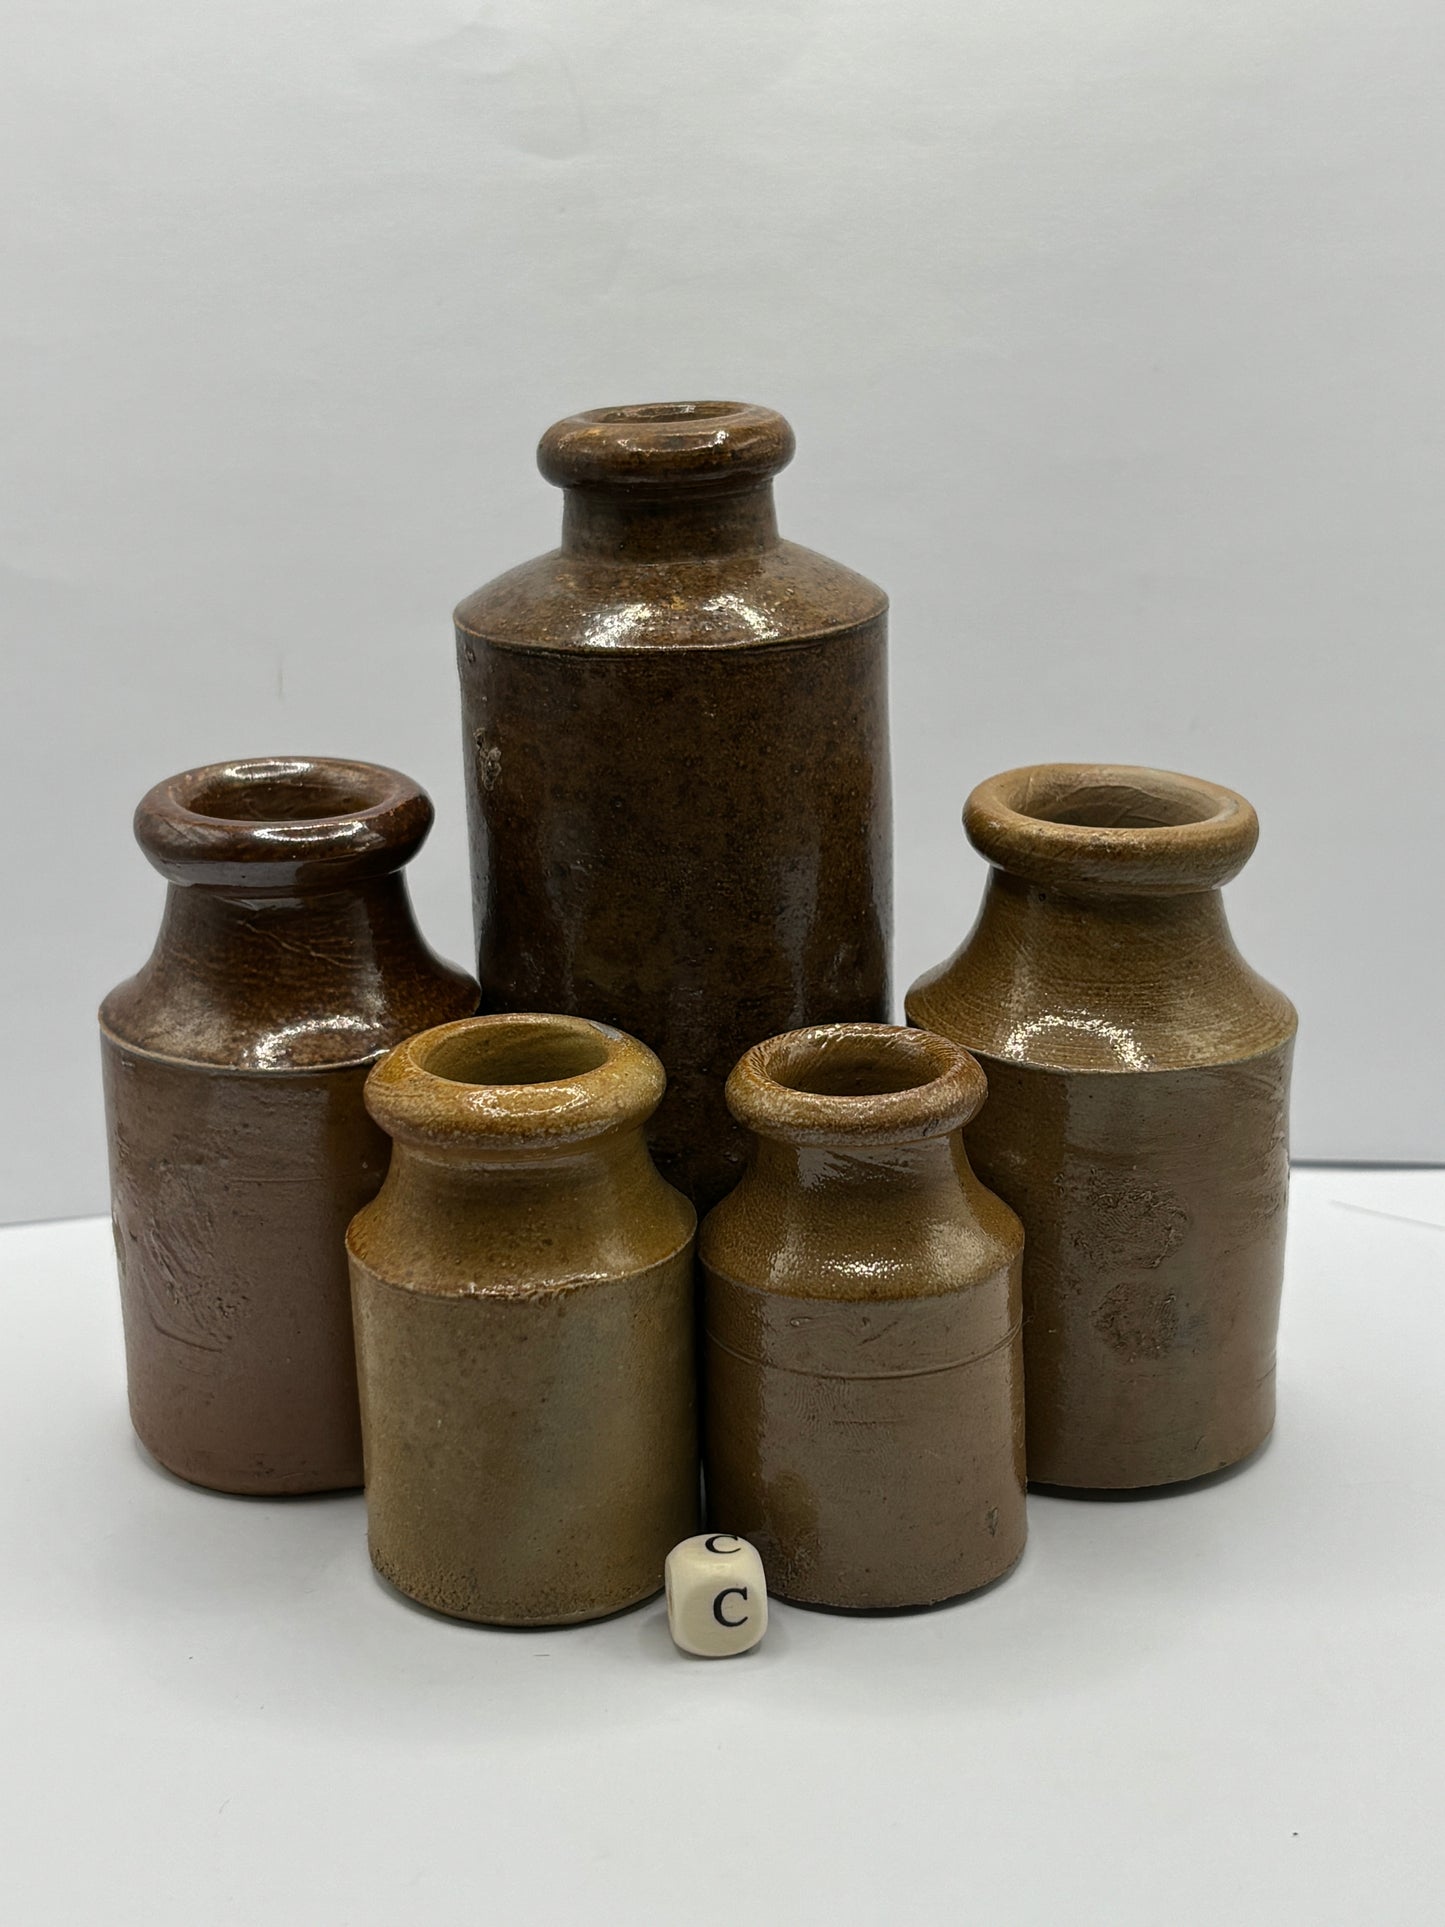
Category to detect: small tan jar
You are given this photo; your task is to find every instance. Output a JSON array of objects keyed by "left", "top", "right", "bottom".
[
  {"left": 347, "top": 1014, "right": 698, "bottom": 1625},
  {"left": 700, "top": 1024, "right": 1026, "bottom": 1610}
]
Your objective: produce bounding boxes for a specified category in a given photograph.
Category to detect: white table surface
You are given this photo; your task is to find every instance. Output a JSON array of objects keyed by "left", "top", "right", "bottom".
[{"left": 3, "top": 1167, "right": 1442, "bottom": 1925}]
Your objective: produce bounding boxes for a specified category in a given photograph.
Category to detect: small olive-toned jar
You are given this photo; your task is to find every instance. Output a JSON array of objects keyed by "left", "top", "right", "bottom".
[
  {"left": 100, "top": 757, "right": 478, "bottom": 1496},
  {"left": 700, "top": 1023, "right": 1026, "bottom": 1610},
  {"left": 907, "top": 763, "right": 1298, "bottom": 1490},
  {"left": 348, "top": 1013, "right": 698, "bottom": 1625}
]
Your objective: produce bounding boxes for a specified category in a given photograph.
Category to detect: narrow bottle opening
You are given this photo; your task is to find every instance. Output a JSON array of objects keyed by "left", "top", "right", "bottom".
[
  {"left": 186, "top": 764, "right": 378, "bottom": 823},
  {"left": 420, "top": 1021, "right": 612, "bottom": 1088},
  {"left": 770, "top": 1035, "right": 938, "bottom": 1099},
  {"left": 592, "top": 401, "right": 744, "bottom": 425},
  {"left": 1018, "top": 775, "right": 1220, "bottom": 831}
]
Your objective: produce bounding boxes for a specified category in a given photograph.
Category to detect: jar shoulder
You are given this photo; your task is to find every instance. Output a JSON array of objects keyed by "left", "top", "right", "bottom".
[
  {"left": 454, "top": 540, "right": 887, "bottom": 654},
  {"left": 907, "top": 883, "right": 1297, "bottom": 1073},
  {"left": 99, "top": 886, "right": 478, "bottom": 1071},
  {"left": 348, "top": 1157, "right": 696, "bottom": 1296},
  {"left": 699, "top": 1162, "right": 1022, "bottom": 1302}
]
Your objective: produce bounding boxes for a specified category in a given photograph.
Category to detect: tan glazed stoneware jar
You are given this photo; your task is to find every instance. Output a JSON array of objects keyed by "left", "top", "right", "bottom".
[
  {"left": 455, "top": 400, "right": 892, "bottom": 1211},
  {"left": 907, "top": 764, "right": 1298, "bottom": 1491},
  {"left": 347, "top": 1013, "right": 698, "bottom": 1626},
  {"left": 700, "top": 1023, "right": 1026, "bottom": 1610},
  {"left": 99, "top": 758, "right": 478, "bottom": 1496}
]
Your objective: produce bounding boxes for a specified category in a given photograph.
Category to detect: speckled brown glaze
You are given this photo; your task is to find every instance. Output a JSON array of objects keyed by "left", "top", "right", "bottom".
[
  {"left": 455, "top": 401, "right": 891, "bottom": 1210},
  {"left": 700, "top": 1024, "right": 1026, "bottom": 1609},
  {"left": 100, "top": 757, "right": 478, "bottom": 1495},
  {"left": 348, "top": 1013, "right": 698, "bottom": 1625},
  {"left": 907, "top": 764, "right": 1298, "bottom": 1490}
]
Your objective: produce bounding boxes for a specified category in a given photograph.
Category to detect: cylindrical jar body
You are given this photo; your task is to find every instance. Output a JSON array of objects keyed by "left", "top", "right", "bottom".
[
  {"left": 700, "top": 1025, "right": 1026, "bottom": 1609},
  {"left": 347, "top": 1014, "right": 699, "bottom": 1625},
  {"left": 906, "top": 764, "right": 1298, "bottom": 1490},
  {"left": 100, "top": 758, "right": 478, "bottom": 1495},
  {"left": 455, "top": 402, "right": 891, "bottom": 1210}
]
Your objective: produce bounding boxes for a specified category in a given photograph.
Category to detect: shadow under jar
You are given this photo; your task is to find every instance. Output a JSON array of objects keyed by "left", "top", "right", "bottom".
[
  {"left": 347, "top": 1013, "right": 698, "bottom": 1626},
  {"left": 700, "top": 1024, "right": 1026, "bottom": 1610},
  {"left": 454, "top": 400, "right": 892, "bottom": 1212},
  {"left": 907, "top": 764, "right": 1298, "bottom": 1491},
  {"left": 99, "top": 757, "right": 478, "bottom": 1496}
]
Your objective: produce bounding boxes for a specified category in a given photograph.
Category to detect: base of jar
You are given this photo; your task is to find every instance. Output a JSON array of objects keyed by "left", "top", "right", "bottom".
[
  {"left": 134, "top": 1426, "right": 364, "bottom": 1498},
  {"left": 764, "top": 1541, "right": 1026, "bottom": 1615},
  {"left": 367, "top": 1545, "right": 666, "bottom": 1628},
  {"left": 1027, "top": 1422, "right": 1275, "bottom": 1494}
]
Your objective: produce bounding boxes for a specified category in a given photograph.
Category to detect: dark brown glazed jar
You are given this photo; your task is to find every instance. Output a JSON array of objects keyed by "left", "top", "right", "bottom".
[
  {"left": 99, "top": 757, "right": 478, "bottom": 1496},
  {"left": 347, "top": 1013, "right": 698, "bottom": 1625},
  {"left": 455, "top": 400, "right": 892, "bottom": 1210},
  {"left": 907, "top": 764, "right": 1298, "bottom": 1490},
  {"left": 700, "top": 1024, "right": 1026, "bottom": 1609}
]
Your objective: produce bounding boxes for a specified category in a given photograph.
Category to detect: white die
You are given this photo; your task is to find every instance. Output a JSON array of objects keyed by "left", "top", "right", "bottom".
[{"left": 665, "top": 1533, "right": 769, "bottom": 1658}]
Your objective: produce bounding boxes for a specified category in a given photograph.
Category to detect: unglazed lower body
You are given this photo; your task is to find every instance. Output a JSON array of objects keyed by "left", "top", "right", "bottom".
[
  {"left": 966, "top": 1043, "right": 1293, "bottom": 1489},
  {"left": 349, "top": 1250, "right": 699, "bottom": 1624},
  {"left": 702, "top": 1269, "right": 1026, "bottom": 1608},
  {"left": 102, "top": 1038, "right": 380, "bottom": 1494}
]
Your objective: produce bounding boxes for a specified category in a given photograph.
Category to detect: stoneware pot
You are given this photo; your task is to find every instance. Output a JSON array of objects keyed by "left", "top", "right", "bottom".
[
  {"left": 347, "top": 1013, "right": 698, "bottom": 1626},
  {"left": 907, "top": 763, "right": 1298, "bottom": 1491},
  {"left": 699, "top": 1023, "right": 1026, "bottom": 1610},
  {"left": 100, "top": 757, "right": 477, "bottom": 1496},
  {"left": 455, "top": 400, "right": 892, "bottom": 1210}
]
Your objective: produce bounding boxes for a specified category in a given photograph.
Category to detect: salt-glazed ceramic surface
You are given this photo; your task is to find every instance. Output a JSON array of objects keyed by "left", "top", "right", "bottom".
[
  {"left": 347, "top": 1013, "right": 698, "bottom": 1625},
  {"left": 699, "top": 1024, "right": 1026, "bottom": 1610},
  {"left": 907, "top": 764, "right": 1298, "bottom": 1490},
  {"left": 455, "top": 400, "right": 892, "bottom": 1211},
  {"left": 99, "top": 757, "right": 478, "bottom": 1496}
]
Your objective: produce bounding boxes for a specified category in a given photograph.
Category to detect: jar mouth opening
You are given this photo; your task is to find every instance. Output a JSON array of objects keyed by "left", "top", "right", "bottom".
[
  {"left": 589, "top": 402, "right": 746, "bottom": 426},
  {"left": 367, "top": 1015, "right": 667, "bottom": 1152},
  {"left": 965, "top": 764, "right": 1258, "bottom": 894},
  {"left": 135, "top": 758, "right": 432, "bottom": 890},
  {"left": 417, "top": 1020, "right": 613, "bottom": 1089},
  {"left": 182, "top": 763, "right": 386, "bottom": 824},
  {"left": 728, "top": 1024, "right": 986, "bottom": 1145}
]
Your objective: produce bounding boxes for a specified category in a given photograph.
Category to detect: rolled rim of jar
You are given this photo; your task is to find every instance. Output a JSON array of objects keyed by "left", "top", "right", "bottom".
[
  {"left": 725, "top": 1023, "right": 987, "bottom": 1146},
  {"left": 364, "top": 1013, "right": 668, "bottom": 1154},
  {"left": 538, "top": 401, "right": 795, "bottom": 492},
  {"left": 964, "top": 763, "right": 1259, "bottom": 896},
  {"left": 133, "top": 756, "right": 432, "bottom": 893}
]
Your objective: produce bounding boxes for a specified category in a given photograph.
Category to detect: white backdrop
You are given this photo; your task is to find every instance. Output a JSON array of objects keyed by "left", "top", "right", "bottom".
[{"left": 4, "top": 0, "right": 1443, "bottom": 1225}]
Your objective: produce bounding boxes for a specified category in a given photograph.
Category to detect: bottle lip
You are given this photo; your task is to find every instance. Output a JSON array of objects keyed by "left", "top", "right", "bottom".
[
  {"left": 964, "top": 763, "right": 1259, "bottom": 895},
  {"left": 538, "top": 401, "right": 795, "bottom": 492},
  {"left": 133, "top": 757, "right": 432, "bottom": 891},
  {"left": 364, "top": 1013, "right": 667, "bottom": 1153},
  {"left": 726, "top": 1023, "right": 987, "bottom": 1146}
]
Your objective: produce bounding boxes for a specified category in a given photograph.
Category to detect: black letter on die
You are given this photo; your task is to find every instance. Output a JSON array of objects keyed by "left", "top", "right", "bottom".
[{"left": 713, "top": 1587, "right": 749, "bottom": 1627}]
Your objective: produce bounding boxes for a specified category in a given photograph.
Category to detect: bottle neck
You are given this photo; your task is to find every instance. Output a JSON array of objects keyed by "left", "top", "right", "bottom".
[{"left": 559, "top": 483, "right": 780, "bottom": 561}]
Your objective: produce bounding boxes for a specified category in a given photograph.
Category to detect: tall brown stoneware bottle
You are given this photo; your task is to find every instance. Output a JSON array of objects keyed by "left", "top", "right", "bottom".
[
  {"left": 100, "top": 757, "right": 478, "bottom": 1496},
  {"left": 907, "top": 764, "right": 1297, "bottom": 1491},
  {"left": 348, "top": 1013, "right": 698, "bottom": 1624},
  {"left": 701, "top": 1023, "right": 1026, "bottom": 1608},
  {"left": 455, "top": 401, "right": 892, "bottom": 1210}
]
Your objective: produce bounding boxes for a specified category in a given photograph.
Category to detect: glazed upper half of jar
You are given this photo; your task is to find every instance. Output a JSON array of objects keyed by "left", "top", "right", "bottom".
[
  {"left": 348, "top": 1014, "right": 696, "bottom": 1291},
  {"left": 100, "top": 757, "right": 477, "bottom": 1069},
  {"left": 701, "top": 1024, "right": 1024, "bottom": 1300},
  {"left": 454, "top": 402, "right": 887, "bottom": 653},
  {"left": 906, "top": 764, "right": 1298, "bottom": 1073}
]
